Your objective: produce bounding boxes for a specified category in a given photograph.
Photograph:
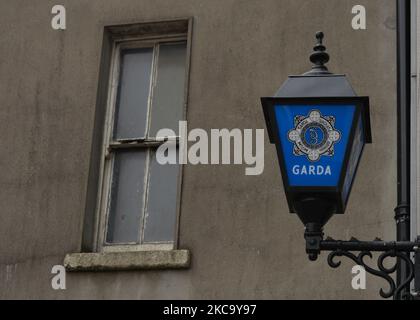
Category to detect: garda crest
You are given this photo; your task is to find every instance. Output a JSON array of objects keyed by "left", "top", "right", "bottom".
[{"left": 288, "top": 110, "right": 341, "bottom": 162}]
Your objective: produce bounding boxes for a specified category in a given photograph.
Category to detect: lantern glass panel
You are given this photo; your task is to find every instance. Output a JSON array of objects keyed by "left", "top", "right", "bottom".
[
  {"left": 274, "top": 104, "right": 356, "bottom": 187},
  {"left": 342, "top": 113, "right": 365, "bottom": 203}
]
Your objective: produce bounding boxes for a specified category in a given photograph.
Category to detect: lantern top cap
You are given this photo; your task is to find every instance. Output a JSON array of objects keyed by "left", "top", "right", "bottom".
[
  {"left": 275, "top": 32, "right": 358, "bottom": 97},
  {"left": 304, "top": 31, "right": 332, "bottom": 76}
]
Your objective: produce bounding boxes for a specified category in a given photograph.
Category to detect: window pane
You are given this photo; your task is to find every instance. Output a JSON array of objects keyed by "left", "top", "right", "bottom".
[
  {"left": 143, "top": 149, "right": 180, "bottom": 243},
  {"left": 114, "top": 48, "right": 153, "bottom": 140},
  {"left": 106, "top": 150, "right": 148, "bottom": 244},
  {"left": 149, "top": 43, "right": 187, "bottom": 137}
]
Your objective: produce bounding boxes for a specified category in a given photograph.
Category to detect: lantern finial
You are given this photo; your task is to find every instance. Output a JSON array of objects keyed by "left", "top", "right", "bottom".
[{"left": 304, "top": 31, "right": 331, "bottom": 75}]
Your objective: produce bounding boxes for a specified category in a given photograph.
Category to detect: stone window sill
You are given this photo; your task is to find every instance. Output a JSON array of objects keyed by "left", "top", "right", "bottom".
[{"left": 64, "top": 250, "right": 191, "bottom": 272}]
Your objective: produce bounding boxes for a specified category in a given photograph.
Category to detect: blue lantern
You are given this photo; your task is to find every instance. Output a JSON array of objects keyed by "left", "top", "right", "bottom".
[{"left": 261, "top": 32, "right": 372, "bottom": 230}]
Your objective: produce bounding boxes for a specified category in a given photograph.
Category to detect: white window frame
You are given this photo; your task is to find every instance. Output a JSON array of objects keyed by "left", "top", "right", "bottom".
[{"left": 93, "top": 31, "right": 190, "bottom": 253}]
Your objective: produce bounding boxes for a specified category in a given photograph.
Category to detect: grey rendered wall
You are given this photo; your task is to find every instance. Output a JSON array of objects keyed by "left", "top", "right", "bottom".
[{"left": 0, "top": 0, "right": 397, "bottom": 299}]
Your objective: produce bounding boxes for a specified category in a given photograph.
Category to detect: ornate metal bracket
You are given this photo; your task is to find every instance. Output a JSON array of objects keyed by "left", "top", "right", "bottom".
[
  {"left": 323, "top": 238, "right": 417, "bottom": 300},
  {"left": 305, "top": 226, "right": 420, "bottom": 300}
]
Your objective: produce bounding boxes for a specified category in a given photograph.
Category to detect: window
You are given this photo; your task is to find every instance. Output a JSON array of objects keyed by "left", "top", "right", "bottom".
[{"left": 93, "top": 24, "right": 190, "bottom": 252}]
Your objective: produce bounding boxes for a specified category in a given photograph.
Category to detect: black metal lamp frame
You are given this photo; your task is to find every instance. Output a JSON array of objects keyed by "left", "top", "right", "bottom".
[
  {"left": 262, "top": 96, "right": 372, "bottom": 216},
  {"left": 262, "top": 0, "right": 418, "bottom": 299}
]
